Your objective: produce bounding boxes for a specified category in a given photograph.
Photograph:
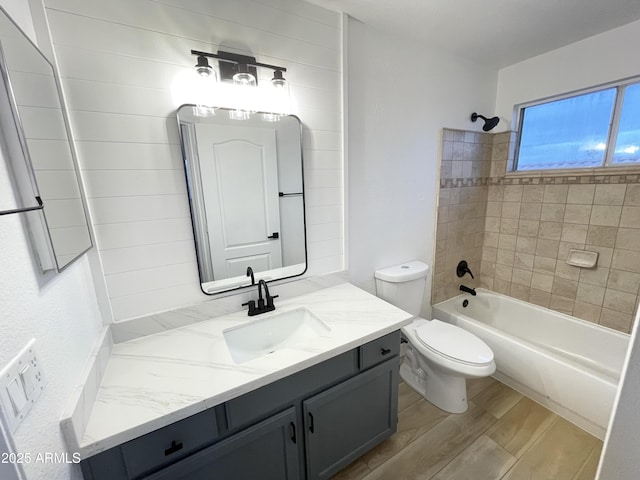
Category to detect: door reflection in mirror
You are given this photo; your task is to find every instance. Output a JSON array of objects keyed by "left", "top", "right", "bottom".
[{"left": 177, "top": 106, "right": 307, "bottom": 295}]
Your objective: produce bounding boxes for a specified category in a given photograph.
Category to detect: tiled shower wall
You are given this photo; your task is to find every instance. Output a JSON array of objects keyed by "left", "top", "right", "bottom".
[
  {"left": 433, "top": 129, "right": 640, "bottom": 334},
  {"left": 432, "top": 130, "right": 491, "bottom": 304}
]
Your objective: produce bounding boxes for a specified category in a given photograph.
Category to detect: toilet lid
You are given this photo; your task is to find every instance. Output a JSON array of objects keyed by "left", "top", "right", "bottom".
[{"left": 415, "top": 320, "right": 493, "bottom": 365}]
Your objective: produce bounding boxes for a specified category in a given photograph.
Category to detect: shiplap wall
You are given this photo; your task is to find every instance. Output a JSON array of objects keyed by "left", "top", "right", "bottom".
[{"left": 42, "top": 0, "right": 343, "bottom": 320}]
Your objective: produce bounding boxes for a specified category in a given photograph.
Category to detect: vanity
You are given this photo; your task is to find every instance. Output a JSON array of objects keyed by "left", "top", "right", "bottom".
[{"left": 64, "top": 283, "right": 413, "bottom": 480}]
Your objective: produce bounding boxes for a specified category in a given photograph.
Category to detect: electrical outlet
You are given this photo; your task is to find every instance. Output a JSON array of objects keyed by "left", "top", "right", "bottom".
[{"left": 0, "top": 339, "right": 47, "bottom": 432}]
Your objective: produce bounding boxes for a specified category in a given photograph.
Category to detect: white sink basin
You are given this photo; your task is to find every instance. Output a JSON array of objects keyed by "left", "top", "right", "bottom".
[{"left": 223, "top": 307, "right": 331, "bottom": 364}]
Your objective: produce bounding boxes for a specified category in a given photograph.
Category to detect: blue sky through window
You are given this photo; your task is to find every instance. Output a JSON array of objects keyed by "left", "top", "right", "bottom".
[
  {"left": 517, "top": 89, "right": 616, "bottom": 170},
  {"left": 613, "top": 83, "right": 640, "bottom": 164}
]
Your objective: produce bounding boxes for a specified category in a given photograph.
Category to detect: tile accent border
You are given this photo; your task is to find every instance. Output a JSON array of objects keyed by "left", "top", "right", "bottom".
[{"left": 442, "top": 174, "right": 640, "bottom": 189}]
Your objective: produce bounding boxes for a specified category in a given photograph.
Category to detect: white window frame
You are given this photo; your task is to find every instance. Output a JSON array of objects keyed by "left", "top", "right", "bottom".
[{"left": 513, "top": 76, "right": 640, "bottom": 173}]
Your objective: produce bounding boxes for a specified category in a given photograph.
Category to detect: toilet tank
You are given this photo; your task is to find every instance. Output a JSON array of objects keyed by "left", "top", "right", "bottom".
[{"left": 374, "top": 261, "right": 429, "bottom": 316}]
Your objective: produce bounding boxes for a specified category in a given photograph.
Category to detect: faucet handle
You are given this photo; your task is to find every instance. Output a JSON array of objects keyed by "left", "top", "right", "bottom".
[
  {"left": 266, "top": 294, "right": 279, "bottom": 308},
  {"left": 456, "top": 260, "right": 474, "bottom": 279},
  {"left": 242, "top": 300, "right": 256, "bottom": 315}
]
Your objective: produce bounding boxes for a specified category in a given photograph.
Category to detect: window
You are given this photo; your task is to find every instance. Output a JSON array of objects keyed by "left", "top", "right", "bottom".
[{"left": 515, "top": 80, "right": 640, "bottom": 171}]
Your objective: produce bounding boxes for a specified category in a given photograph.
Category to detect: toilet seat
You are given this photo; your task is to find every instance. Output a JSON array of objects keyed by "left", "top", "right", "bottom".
[{"left": 415, "top": 320, "right": 493, "bottom": 366}]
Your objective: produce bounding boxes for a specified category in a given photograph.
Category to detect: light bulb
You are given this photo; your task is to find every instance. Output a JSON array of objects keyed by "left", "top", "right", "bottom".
[
  {"left": 195, "top": 56, "right": 213, "bottom": 77},
  {"left": 171, "top": 65, "right": 218, "bottom": 111},
  {"left": 271, "top": 70, "right": 288, "bottom": 90},
  {"left": 265, "top": 69, "right": 290, "bottom": 117},
  {"left": 232, "top": 64, "right": 256, "bottom": 88},
  {"left": 231, "top": 64, "right": 257, "bottom": 115}
]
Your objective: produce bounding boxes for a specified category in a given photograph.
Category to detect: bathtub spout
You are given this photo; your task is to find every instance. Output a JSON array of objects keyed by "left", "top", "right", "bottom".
[{"left": 459, "top": 284, "right": 476, "bottom": 296}]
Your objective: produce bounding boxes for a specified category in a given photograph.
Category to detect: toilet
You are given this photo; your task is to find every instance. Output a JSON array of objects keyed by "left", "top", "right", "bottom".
[{"left": 375, "top": 261, "right": 495, "bottom": 414}]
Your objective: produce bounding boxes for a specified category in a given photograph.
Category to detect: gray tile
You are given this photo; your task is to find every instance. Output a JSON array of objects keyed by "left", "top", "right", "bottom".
[
  {"left": 589, "top": 205, "right": 622, "bottom": 227},
  {"left": 522, "top": 185, "right": 544, "bottom": 203},
  {"left": 543, "top": 185, "right": 569, "bottom": 204},
  {"left": 576, "top": 282, "right": 606, "bottom": 306},
  {"left": 567, "top": 184, "right": 595, "bottom": 205},
  {"left": 619, "top": 206, "right": 640, "bottom": 228},
  {"left": 564, "top": 204, "right": 592, "bottom": 224},
  {"left": 624, "top": 184, "right": 640, "bottom": 206},
  {"left": 600, "top": 308, "right": 634, "bottom": 333},
  {"left": 603, "top": 288, "right": 637, "bottom": 314},
  {"left": 586, "top": 225, "right": 617, "bottom": 247},
  {"left": 541, "top": 203, "right": 565, "bottom": 222},
  {"left": 594, "top": 184, "right": 626, "bottom": 205},
  {"left": 607, "top": 269, "right": 640, "bottom": 294},
  {"left": 552, "top": 277, "right": 578, "bottom": 299}
]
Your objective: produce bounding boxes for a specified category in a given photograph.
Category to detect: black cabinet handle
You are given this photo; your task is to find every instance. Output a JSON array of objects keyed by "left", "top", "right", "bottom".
[
  {"left": 267, "top": 232, "right": 279, "bottom": 239},
  {"left": 381, "top": 347, "right": 391, "bottom": 355},
  {"left": 290, "top": 422, "right": 297, "bottom": 444},
  {"left": 164, "top": 440, "right": 183, "bottom": 456},
  {"left": 308, "top": 412, "right": 314, "bottom": 433}
]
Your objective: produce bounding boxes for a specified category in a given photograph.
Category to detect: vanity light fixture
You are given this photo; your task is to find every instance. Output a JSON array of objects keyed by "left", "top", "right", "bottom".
[
  {"left": 190, "top": 49, "right": 286, "bottom": 85},
  {"left": 189, "top": 49, "right": 289, "bottom": 119}
]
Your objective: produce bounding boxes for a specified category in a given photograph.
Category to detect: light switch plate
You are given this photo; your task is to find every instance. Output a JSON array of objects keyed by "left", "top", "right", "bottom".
[
  {"left": 0, "top": 339, "right": 47, "bottom": 432},
  {"left": 6, "top": 379, "right": 27, "bottom": 415}
]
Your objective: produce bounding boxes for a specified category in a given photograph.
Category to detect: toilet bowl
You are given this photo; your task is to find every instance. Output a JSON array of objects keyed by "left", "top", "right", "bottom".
[
  {"left": 400, "top": 318, "right": 495, "bottom": 413},
  {"left": 374, "top": 260, "right": 495, "bottom": 414}
]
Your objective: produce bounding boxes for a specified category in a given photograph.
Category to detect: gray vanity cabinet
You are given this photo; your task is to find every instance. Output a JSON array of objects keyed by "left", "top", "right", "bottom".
[
  {"left": 144, "top": 407, "right": 300, "bottom": 480},
  {"left": 80, "top": 331, "right": 400, "bottom": 480},
  {"left": 304, "top": 360, "right": 398, "bottom": 480}
]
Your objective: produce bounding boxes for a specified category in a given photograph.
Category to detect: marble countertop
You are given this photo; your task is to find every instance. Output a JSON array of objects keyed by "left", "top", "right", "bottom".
[{"left": 68, "top": 283, "right": 412, "bottom": 458}]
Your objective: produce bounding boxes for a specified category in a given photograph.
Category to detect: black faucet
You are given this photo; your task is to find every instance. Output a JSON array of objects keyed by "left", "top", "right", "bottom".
[
  {"left": 246, "top": 266, "right": 255, "bottom": 285},
  {"left": 242, "top": 279, "right": 279, "bottom": 316},
  {"left": 459, "top": 284, "right": 476, "bottom": 296}
]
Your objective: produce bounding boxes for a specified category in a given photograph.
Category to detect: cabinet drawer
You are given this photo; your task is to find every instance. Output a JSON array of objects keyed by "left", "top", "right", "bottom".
[
  {"left": 121, "top": 409, "right": 218, "bottom": 479},
  {"left": 143, "top": 407, "right": 300, "bottom": 480},
  {"left": 359, "top": 330, "right": 400, "bottom": 370}
]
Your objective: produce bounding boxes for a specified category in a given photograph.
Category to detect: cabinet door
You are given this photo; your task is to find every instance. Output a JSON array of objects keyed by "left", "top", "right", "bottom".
[
  {"left": 304, "top": 359, "right": 399, "bottom": 480},
  {"left": 144, "top": 407, "right": 301, "bottom": 480}
]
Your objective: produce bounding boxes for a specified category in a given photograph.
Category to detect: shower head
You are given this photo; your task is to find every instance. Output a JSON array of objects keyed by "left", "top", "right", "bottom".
[{"left": 471, "top": 112, "right": 500, "bottom": 132}]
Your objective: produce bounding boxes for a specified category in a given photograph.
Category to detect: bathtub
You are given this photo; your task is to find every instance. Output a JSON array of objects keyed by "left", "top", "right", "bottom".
[{"left": 432, "top": 289, "right": 630, "bottom": 439}]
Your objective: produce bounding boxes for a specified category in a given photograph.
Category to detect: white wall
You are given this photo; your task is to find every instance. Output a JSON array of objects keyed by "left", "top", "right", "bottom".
[
  {"left": 346, "top": 18, "right": 498, "bottom": 313},
  {"left": 496, "top": 19, "right": 640, "bottom": 129},
  {"left": 42, "top": 0, "right": 344, "bottom": 321},
  {"left": 0, "top": 3, "right": 103, "bottom": 479}
]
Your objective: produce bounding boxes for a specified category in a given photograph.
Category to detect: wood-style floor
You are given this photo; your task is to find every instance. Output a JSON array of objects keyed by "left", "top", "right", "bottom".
[{"left": 333, "top": 377, "right": 602, "bottom": 480}]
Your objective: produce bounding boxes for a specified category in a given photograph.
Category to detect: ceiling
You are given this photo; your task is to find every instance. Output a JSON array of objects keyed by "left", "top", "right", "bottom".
[{"left": 307, "top": 0, "right": 640, "bottom": 68}]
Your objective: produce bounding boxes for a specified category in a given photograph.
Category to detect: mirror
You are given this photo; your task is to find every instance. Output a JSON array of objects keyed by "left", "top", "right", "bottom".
[
  {"left": 177, "top": 105, "right": 307, "bottom": 294},
  {"left": 0, "top": 7, "right": 92, "bottom": 271}
]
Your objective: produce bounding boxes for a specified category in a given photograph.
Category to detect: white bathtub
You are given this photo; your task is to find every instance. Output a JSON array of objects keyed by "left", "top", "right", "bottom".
[{"left": 432, "top": 289, "right": 630, "bottom": 439}]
